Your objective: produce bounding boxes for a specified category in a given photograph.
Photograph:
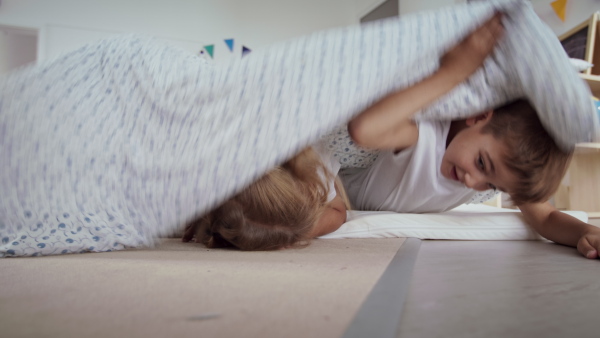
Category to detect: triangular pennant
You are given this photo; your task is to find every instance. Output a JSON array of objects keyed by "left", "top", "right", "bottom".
[
  {"left": 551, "top": 0, "right": 567, "bottom": 22},
  {"left": 242, "top": 46, "right": 252, "bottom": 58},
  {"left": 204, "top": 45, "right": 215, "bottom": 59},
  {"left": 224, "top": 39, "right": 234, "bottom": 52}
]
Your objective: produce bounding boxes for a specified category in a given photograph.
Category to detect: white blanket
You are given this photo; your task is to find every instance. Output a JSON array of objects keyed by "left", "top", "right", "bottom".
[{"left": 0, "top": 0, "right": 597, "bottom": 256}]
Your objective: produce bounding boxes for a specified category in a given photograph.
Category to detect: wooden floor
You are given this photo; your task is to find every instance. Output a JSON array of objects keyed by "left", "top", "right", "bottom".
[
  {"left": 396, "top": 240, "right": 600, "bottom": 338},
  {"left": 0, "top": 238, "right": 406, "bottom": 338}
]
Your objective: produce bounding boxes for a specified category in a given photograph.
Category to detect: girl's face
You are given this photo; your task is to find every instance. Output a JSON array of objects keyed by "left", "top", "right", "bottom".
[{"left": 440, "top": 116, "right": 515, "bottom": 193}]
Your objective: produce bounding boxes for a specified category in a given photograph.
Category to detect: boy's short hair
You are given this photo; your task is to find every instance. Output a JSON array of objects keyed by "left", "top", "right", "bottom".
[{"left": 481, "top": 99, "right": 573, "bottom": 205}]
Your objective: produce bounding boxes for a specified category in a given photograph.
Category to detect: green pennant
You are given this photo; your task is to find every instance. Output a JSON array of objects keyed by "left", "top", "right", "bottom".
[{"left": 204, "top": 45, "right": 215, "bottom": 59}]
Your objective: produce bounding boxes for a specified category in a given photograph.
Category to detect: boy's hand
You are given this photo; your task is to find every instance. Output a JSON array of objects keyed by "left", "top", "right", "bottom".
[
  {"left": 347, "top": 13, "right": 504, "bottom": 151},
  {"left": 520, "top": 202, "right": 600, "bottom": 260},
  {"left": 440, "top": 12, "right": 504, "bottom": 82},
  {"left": 577, "top": 230, "right": 600, "bottom": 259}
]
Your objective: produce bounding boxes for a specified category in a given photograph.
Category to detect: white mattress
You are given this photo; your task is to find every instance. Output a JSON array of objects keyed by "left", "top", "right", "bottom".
[{"left": 321, "top": 204, "right": 588, "bottom": 240}]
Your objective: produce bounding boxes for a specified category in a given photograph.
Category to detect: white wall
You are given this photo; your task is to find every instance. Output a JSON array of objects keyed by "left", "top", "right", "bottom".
[
  {"left": 530, "top": 0, "right": 600, "bottom": 36},
  {"left": 0, "top": 0, "right": 383, "bottom": 62},
  {"left": 398, "top": 0, "right": 466, "bottom": 16},
  {"left": 1, "top": 0, "right": 597, "bottom": 64}
]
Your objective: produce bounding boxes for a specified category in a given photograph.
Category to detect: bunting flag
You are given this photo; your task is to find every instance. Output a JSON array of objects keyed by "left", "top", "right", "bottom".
[
  {"left": 242, "top": 46, "right": 252, "bottom": 57},
  {"left": 204, "top": 44, "right": 215, "bottom": 59},
  {"left": 551, "top": 0, "right": 567, "bottom": 22},
  {"left": 224, "top": 39, "right": 234, "bottom": 52}
]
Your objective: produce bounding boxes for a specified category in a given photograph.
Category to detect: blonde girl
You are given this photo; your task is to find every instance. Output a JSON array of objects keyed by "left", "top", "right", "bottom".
[{"left": 182, "top": 147, "right": 350, "bottom": 250}]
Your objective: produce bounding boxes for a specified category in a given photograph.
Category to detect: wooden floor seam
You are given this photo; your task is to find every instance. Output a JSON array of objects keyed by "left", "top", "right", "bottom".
[{"left": 342, "top": 237, "right": 422, "bottom": 338}]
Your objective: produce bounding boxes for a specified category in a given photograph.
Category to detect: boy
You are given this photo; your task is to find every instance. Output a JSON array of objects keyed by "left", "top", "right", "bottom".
[{"left": 339, "top": 14, "right": 600, "bottom": 260}]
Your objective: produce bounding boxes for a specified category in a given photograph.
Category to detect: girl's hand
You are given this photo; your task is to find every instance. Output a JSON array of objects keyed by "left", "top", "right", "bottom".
[
  {"left": 182, "top": 221, "right": 199, "bottom": 242},
  {"left": 440, "top": 12, "right": 504, "bottom": 82}
]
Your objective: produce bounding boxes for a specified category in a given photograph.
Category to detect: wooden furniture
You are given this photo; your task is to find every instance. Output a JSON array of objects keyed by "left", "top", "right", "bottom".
[
  {"left": 559, "top": 12, "right": 600, "bottom": 77},
  {"left": 559, "top": 12, "right": 600, "bottom": 97},
  {"left": 553, "top": 14, "right": 600, "bottom": 216},
  {"left": 556, "top": 144, "right": 600, "bottom": 217}
]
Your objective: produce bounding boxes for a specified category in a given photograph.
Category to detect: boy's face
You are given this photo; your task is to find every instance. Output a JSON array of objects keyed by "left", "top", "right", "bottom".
[{"left": 441, "top": 115, "right": 515, "bottom": 193}]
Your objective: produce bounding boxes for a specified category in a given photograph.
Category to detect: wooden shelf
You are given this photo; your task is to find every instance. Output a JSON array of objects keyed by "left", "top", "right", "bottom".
[
  {"left": 580, "top": 73, "right": 600, "bottom": 97},
  {"left": 558, "top": 14, "right": 600, "bottom": 216},
  {"left": 588, "top": 212, "right": 600, "bottom": 219},
  {"left": 564, "top": 148, "right": 600, "bottom": 213},
  {"left": 575, "top": 142, "right": 600, "bottom": 153}
]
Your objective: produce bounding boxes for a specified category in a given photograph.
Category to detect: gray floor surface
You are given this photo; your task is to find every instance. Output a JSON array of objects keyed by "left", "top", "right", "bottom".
[{"left": 397, "top": 240, "right": 600, "bottom": 338}]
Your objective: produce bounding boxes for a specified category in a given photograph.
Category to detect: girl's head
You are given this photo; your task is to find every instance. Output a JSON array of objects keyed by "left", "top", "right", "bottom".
[{"left": 184, "top": 147, "right": 338, "bottom": 250}]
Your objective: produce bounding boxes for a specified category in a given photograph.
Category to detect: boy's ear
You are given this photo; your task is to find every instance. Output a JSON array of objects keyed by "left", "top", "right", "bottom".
[{"left": 465, "top": 110, "right": 493, "bottom": 127}]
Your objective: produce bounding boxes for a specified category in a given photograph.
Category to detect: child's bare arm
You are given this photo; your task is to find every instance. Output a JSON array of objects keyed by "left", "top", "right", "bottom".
[
  {"left": 348, "top": 13, "right": 504, "bottom": 150},
  {"left": 519, "top": 202, "right": 600, "bottom": 259}
]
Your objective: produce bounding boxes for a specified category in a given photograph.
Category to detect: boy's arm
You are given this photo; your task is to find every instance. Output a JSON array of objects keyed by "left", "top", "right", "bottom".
[
  {"left": 348, "top": 13, "right": 504, "bottom": 150},
  {"left": 519, "top": 201, "right": 600, "bottom": 259},
  {"left": 348, "top": 68, "right": 458, "bottom": 150}
]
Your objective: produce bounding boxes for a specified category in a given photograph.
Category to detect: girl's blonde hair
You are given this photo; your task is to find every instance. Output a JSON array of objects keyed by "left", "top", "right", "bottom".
[{"left": 183, "top": 147, "right": 348, "bottom": 250}]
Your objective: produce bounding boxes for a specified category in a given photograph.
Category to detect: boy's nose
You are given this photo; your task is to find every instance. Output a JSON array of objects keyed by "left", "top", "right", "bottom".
[
  {"left": 463, "top": 172, "right": 484, "bottom": 190},
  {"left": 463, "top": 174, "right": 476, "bottom": 188}
]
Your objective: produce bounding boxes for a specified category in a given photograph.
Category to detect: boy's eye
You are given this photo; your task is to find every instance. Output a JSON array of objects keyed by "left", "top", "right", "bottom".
[
  {"left": 478, "top": 156, "right": 485, "bottom": 170},
  {"left": 478, "top": 156, "right": 496, "bottom": 190}
]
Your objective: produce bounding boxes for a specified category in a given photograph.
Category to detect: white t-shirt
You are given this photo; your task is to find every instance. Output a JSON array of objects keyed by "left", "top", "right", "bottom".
[{"left": 339, "top": 120, "right": 479, "bottom": 213}]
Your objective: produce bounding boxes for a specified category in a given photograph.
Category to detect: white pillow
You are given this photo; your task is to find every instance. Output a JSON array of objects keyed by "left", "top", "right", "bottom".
[{"left": 320, "top": 204, "right": 588, "bottom": 240}]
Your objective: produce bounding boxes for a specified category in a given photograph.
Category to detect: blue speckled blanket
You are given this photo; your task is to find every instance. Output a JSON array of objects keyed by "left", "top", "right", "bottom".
[{"left": 1, "top": 0, "right": 597, "bottom": 256}]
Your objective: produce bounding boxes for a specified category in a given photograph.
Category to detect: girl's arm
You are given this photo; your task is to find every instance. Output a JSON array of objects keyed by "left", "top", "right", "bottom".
[
  {"left": 310, "top": 194, "right": 348, "bottom": 237},
  {"left": 519, "top": 201, "right": 600, "bottom": 259},
  {"left": 348, "top": 13, "right": 504, "bottom": 150},
  {"left": 311, "top": 177, "right": 351, "bottom": 237}
]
